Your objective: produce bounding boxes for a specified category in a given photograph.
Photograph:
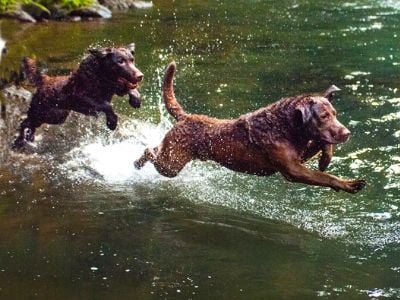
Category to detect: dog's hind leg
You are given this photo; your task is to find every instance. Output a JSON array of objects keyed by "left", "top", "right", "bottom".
[
  {"left": 135, "top": 143, "right": 192, "bottom": 178},
  {"left": 153, "top": 148, "right": 192, "bottom": 178},
  {"left": 134, "top": 147, "right": 158, "bottom": 169},
  {"left": 12, "top": 118, "right": 38, "bottom": 149}
]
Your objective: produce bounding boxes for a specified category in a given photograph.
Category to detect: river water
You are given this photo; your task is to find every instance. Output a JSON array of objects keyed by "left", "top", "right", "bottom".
[{"left": 0, "top": 0, "right": 399, "bottom": 299}]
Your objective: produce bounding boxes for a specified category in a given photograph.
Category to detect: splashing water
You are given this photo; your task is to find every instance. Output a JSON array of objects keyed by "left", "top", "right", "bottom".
[
  {"left": 53, "top": 112, "right": 399, "bottom": 247},
  {"left": 58, "top": 119, "right": 171, "bottom": 183},
  {"left": 0, "top": 35, "right": 5, "bottom": 62}
]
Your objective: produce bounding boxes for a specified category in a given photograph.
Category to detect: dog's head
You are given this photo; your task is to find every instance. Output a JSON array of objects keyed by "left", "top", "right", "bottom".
[
  {"left": 294, "top": 85, "right": 350, "bottom": 144},
  {"left": 89, "top": 43, "right": 143, "bottom": 108}
]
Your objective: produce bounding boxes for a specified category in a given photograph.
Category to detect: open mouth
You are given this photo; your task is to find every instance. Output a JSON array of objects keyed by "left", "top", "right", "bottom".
[
  {"left": 117, "top": 77, "right": 139, "bottom": 90},
  {"left": 320, "top": 134, "right": 349, "bottom": 145},
  {"left": 115, "top": 78, "right": 141, "bottom": 108}
]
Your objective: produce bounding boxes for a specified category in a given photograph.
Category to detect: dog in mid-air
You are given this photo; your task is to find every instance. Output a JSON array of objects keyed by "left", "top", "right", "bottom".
[
  {"left": 12, "top": 43, "right": 144, "bottom": 149},
  {"left": 134, "top": 62, "right": 366, "bottom": 194}
]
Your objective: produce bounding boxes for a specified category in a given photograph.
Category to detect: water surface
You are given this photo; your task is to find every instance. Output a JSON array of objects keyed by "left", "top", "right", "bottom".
[{"left": 0, "top": 0, "right": 399, "bottom": 299}]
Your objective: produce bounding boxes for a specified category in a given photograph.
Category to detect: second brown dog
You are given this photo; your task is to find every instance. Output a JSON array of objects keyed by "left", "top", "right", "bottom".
[
  {"left": 13, "top": 44, "right": 143, "bottom": 149},
  {"left": 135, "top": 62, "right": 366, "bottom": 193}
]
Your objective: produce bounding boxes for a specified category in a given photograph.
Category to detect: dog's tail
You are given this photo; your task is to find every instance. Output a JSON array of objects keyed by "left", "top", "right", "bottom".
[
  {"left": 163, "top": 61, "right": 186, "bottom": 121},
  {"left": 22, "top": 57, "right": 43, "bottom": 86}
]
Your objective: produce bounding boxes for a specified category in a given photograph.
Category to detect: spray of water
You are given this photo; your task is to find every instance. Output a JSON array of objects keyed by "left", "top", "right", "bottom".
[
  {"left": 2, "top": 50, "right": 395, "bottom": 248},
  {"left": 0, "top": 36, "right": 5, "bottom": 63}
]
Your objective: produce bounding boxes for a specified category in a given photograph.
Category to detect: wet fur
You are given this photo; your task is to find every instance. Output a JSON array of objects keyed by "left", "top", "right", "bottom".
[
  {"left": 135, "top": 62, "right": 366, "bottom": 194},
  {"left": 12, "top": 45, "right": 143, "bottom": 149}
]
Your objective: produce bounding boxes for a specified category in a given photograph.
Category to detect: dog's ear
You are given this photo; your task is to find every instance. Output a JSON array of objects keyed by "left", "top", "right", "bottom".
[
  {"left": 88, "top": 48, "right": 109, "bottom": 58},
  {"left": 323, "top": 85, "right": 340, "bottom": 102},
  {"left": 294, "top": 106, "right": 313, "bottom": 127},
  {"left": 126, "top": 43, "right": 135, "bottom": 55}
]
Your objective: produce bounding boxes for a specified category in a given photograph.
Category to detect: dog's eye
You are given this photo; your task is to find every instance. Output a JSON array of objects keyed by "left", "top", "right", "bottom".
[
  {"left": 117, "top": 57, "right": 125, "bottom": 64},
  {"left": 320, "top": 113, "right": 329, "bottom": 120}
]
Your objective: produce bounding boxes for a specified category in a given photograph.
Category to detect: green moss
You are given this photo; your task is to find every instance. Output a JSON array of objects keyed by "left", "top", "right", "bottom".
[{"left": 0, "top": 0, "right": 93, "bottom": 13}]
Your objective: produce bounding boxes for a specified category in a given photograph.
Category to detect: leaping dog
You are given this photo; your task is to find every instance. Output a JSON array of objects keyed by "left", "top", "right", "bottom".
[
  {"left": 134, "top": 62, "right": 366, "bottom": 193},
  {"left": 13, "top": 44, "right": 143, "bottom": 149}
]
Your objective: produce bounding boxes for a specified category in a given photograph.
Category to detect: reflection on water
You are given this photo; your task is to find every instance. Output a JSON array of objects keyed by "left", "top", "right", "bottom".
[{"left": 1, "top": 0, "right": 400, "bottom": 299}]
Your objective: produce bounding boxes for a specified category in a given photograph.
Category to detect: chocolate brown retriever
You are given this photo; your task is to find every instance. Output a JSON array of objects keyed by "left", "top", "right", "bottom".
[
  {"left": 135, "top": 62, "right": 366, "bottom": 193},
  {"left": 12, "top": 44, "right": 143, "bottom": 149}
]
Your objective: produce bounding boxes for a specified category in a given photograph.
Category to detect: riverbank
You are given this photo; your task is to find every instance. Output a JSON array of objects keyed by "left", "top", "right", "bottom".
[{"left": 0, "top": 0, "right": 152, "bottom": 22}]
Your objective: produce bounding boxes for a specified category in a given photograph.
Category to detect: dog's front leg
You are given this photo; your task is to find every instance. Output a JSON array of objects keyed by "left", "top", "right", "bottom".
[
  {"left": 301, "top": 141, "right": 334, "bottom": 171},
  {"left": 100, "top": 104, "right": 118, "bottom": 130},
  {"left": 75, "top": 96, "right": 117, "bottom": 130},
  {"left": 272, "top": 145, "right": 365, "bottom": 193},
  {"left": 319, "top": 144, "right": 333, "bottom": 171}
]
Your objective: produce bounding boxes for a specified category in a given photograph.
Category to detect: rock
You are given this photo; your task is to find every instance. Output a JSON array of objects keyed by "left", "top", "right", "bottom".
[
  {"left": 70, "top": 16, "right": 82, "bottom": 22},
  {"left": 70, "top": 2, "right": 112, "bottom": 19},
  {"left": 48, "top": 4, "right": 70, "bottom": 20},
  {"left": 2, "top": 86, "right": 32, "bottom": 103},
  {"left": 0, "top": 9, "right": 36, "bottom": 23},
  {"left": 99, "top": 0, "right": 153, "bottom": 10},
  {"left": 21, "top": 3, "right": 51, "bottom": 20},
  {"left": 131, "top": 1, "right": 153, "bottom": 9}
]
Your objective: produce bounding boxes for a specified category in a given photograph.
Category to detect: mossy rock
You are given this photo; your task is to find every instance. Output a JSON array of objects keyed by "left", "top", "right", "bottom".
[
  {"left": 69, "top": 1, "right": 111, "bottom": 18},
  {"left": 0, "top": 8, "right": 36, "bottom": 22},
  {"left": 21, "top": 3, "right": 51, "bottom": 19}
]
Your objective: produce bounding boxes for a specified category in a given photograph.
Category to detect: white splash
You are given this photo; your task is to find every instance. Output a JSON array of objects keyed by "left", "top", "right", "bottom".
[
  {"left": 59, "top": 119, "right": 171, "bottom": 183},
  {"left": 0, "top": 35, "right": 5, "bottom": 62}
]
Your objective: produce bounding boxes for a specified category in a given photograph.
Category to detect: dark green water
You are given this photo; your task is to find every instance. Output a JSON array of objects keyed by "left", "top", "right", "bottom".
[{"left": 0, "top": 0, "right": 399, "bottom": 299}]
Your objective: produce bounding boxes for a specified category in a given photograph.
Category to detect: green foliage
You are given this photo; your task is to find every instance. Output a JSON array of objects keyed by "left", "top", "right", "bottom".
[
  {"left": 0, "top": 0, "right": 93, "bottom": 13},
  {"left": 61, "top": 0, "right": 92, "bottom": 10},
  {"left": 0, "top": 0, "right": 17, "bottom": 12}
]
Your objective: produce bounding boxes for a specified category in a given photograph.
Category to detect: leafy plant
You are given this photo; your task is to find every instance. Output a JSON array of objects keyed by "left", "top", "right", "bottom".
[
  {"left": 61, "top": 0, "right": 93, "bottom": 10},
  {"left": 0, "top": 0, "right": 93, "bottom": 13}
]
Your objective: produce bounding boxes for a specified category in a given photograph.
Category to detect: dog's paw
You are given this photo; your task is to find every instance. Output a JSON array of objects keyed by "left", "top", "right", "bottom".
[
  {"left": 134, "top": 159, "right": 144, "bottom": 169},
  {"left": 106, "top": 114, "right": 118, "bottom": 130},
  {"left": 24, "top": 128, "right": 34, "bottom": 142},
  {"left": 11, "top": 137, "right": 37, "bottom": 153},
  {"left": 11, "top": 137, "right": 25, "bottom": 150},
  {"left": 344, "top": 179, "right": 366, "bottom": 194}
]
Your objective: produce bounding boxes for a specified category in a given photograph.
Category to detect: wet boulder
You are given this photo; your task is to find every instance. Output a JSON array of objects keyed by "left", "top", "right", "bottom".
[
  {"left": 0, "top": 8, "right": 36, "bottom": 23},
  {"left": 99, "top": 0, "right": 153, "bottom": 10},
  {"left": 21, "top": 3, "right": 51, "bottom": 20},
  {"left": 69, "top": 2, "right": 112, "bottom": 19}
]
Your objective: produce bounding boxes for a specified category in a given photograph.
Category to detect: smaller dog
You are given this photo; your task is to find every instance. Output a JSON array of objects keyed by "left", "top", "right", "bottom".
[
  {"left": 12, "top": 43, "right": 143, "bottom": 149},
  {"left": 135, "top": 62, "right": 366, "bottom": 194}
]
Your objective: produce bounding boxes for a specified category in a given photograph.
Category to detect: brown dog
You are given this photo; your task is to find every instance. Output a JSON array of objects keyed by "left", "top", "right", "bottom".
[
  {"left": 12, "top": 44, "right": 143, "bottom": 149},
  {"left": 135, "top": 62, "right": 366, "bottom": 193}
]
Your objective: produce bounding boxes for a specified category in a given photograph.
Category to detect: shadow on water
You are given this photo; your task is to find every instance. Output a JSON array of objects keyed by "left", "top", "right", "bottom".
[{"left": 0, "top": 0, "right": 400, "bottom": 299}]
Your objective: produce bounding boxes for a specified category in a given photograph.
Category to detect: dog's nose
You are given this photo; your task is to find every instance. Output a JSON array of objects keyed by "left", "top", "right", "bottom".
[
  {"left": 339, "top": 127, "right": 351, "bottom": 142},
  {"left": 136, "top": 73, "right": 144, "bottom": 82}
]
